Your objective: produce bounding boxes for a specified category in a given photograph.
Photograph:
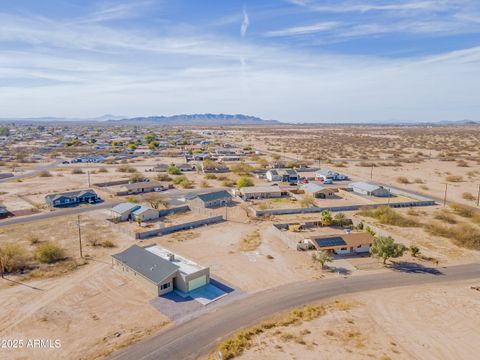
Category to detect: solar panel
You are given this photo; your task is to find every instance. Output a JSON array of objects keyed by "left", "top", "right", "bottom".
[{"left": 314, "top": 236, "right": 347, "bottom": 248}]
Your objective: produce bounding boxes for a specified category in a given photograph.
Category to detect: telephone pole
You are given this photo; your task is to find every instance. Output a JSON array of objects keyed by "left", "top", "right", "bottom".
[
  {"left": 443, "top": 183, "right": 448, "bottom": 207},
  {"left": 477, "top": 184, "right": 480, "bottom": 207},
  {"left": 370, "top": 165, "right": 374, "bottom": 180},
  {"left": 87, "top": 170, "right": 91, "bottom": 187},
  {"left": 77, "top": 215, "right": 83, "bottom": 258}
]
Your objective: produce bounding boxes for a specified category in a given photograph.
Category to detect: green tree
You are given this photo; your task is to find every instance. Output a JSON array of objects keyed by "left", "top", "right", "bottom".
[
  {"left": 236, "top": 177, "right": 254, "bottom": 189},
  {"left": 370, "top": 236, "right": 406, "bottom": 264},
  {"left": 320, "top": 210, "right": 333, "bottom": 226},
  {"left": 167, "top": 164, "right": 182, "bottom": 175},
  {"left": 311, "top": 251, "right": 333, "bottom": 269}
]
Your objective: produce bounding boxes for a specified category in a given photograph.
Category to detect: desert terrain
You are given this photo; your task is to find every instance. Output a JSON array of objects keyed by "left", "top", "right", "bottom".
[{"left": 215, "top": 279, "right": 480, "bottom": 360}]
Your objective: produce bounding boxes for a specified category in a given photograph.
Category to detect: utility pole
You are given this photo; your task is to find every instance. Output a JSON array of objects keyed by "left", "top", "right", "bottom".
[
  {"left": 87, "top": 170, "right": 91, "bottom": 187},
  {"left": 443, "top": 183, "right": 448, "bottom": 207},
  {"left": 477, "top": 184, "right": 480, "bottom": 207},
  {"left": 77, "top": 215, "right": 83, "bottom": 258},
  {"left": 370, "top": 165, "right": 374, "bottom": 180}
]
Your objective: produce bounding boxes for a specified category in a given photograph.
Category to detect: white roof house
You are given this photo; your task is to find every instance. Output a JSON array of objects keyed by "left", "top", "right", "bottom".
[{"left": 350, "top": 182, "right": 390, "bottom": 197}]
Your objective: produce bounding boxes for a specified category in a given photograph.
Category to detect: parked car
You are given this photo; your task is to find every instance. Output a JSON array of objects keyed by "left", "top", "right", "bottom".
[{"left": 323, "top": 179, "right": 333, "bottom": 184}]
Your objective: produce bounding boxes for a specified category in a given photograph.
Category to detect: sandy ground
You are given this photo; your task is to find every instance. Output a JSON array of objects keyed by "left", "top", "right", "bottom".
[
  {"left": 144, "top": 221, "right": 327, "bottom": 293},
  {"left": 236, "top": 279, "right": 480, "bottom": 360},
  {"left": 0, "top": 212, "right": 170, "bottom": 360}
]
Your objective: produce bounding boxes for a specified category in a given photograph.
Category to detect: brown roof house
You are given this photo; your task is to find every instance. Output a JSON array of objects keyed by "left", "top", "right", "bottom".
[{"left": 307, "top": 232, "right": 374, "bottom": 255}]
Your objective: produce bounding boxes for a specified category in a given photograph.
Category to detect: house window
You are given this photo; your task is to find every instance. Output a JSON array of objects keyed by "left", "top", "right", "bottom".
[{"left": 160, "top": 282, "right": 170, "bottom": 290}]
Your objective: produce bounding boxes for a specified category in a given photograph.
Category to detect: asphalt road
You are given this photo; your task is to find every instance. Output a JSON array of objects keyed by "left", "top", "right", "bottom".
[
  {"left": 0, "top": 201, "right": 120, "bottom": 227},
  {"left": 0, "top": 159, "right": 64, "bottom": 183},
  {"left": 108, "top": 262, "right": 480, "bottom": 360}
]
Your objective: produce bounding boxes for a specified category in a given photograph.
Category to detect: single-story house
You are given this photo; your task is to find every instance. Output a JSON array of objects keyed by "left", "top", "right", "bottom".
[
  {"left": 115, "top": 181, "right": 168, "bottom": 196},
  {"left": 110, "top": 202, "right": 141, "bottom": 221},
  {"left": 45, "top": 189, "right": 100, "bottom": 207},
  {"left": 308, "top": 232, "right": 374, "bottom": 255},
  {"left": 266, "top": 169, "right": 299, "bottom": 183},
  {"left": 112, "top": 244, "right": 210, "bottom": 296},
  {"left": 201, "top": 162, "right": 230, "bottom": 173},
  {"left": 295, "top": 169, "right": 319, "bottom": 181},
  {"left": 131, "top": 205, "right": 159, "bottom": 222},
  {"left": 239, "top": 185, "right": 283, "bottom": 200},
  {"left": 301, "top": 183, "right": 337, "bottom": 198},
  {"left": 315, "top": 169, "right": 348, "bottom": 181},
  {"left": 350, "top": 182, "right": 391, "bottom": 197},
  {"left": 187, "top": 190, "right": 233, "bottom": 208}
]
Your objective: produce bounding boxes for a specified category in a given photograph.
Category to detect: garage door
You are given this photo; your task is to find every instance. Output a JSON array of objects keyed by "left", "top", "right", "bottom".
[{"left": 188, "top": 275, "right": 207, "bottom": 291}]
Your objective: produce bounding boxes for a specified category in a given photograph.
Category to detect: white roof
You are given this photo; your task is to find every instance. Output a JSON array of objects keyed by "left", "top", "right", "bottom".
[
  {"left": 145, "top": 245, "right": 204, "bottom": 275},
  {"left": 350, "top": 182, "right": 382, "bottom": 192}
]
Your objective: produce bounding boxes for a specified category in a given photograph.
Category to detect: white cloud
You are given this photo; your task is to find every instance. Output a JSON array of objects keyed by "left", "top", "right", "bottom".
[
  {"left": 240, "top": 6, "right": 249, "bottom": 37},
  {"left": 0, "top": 8, "right": 479, "bottom": 122},
  {"left": 266, "top": 21, "right": 339, "bottom": 37}
]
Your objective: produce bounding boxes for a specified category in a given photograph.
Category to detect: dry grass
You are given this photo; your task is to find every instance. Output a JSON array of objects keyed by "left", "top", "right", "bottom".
[
  {"left": 359, "top": 206, "right": 420, "bottom": 227},
  {"left": 424, "top": 222, "right": 480, "bottom": 250},
  {"left": 239, "top": 230, "right": 261, "bottom": 251},
  {"left": 211, "top": 301, "right": 356, "bottom": 359}
]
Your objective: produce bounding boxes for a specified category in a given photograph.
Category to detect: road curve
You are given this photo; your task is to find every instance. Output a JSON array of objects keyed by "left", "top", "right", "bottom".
[{"left": 108, "top": 263, "right": 480, "bottom": 360}]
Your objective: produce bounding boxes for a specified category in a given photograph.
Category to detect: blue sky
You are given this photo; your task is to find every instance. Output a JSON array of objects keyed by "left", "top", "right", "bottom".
[{"left": 0, "top": 0, "right": 479, "bottom": 122}]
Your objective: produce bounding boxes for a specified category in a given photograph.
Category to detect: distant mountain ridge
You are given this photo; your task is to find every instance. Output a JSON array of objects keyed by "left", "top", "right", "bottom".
[{"left": 111, "top": 113, "right": 280, "bottom": 125}]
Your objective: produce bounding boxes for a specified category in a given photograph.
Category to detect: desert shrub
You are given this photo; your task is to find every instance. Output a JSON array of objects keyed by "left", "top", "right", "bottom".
[
  {"left": 172, "top": 175, "right": 193, "bottom": 188},
  {"left": 204, "top": 173, "right": 217, "bottom": 180},
  {"left": 434, "top": 210, "right": 457, "bottom": 224},
  {"left": 457, "top": 160, "right": 469, "bottom": 167},
  {"left": 38, "top": 170, "right": 52, "bottom": 177},
  {"left": 462, "top": 192, "right": 475, "bottom": 201},
  {"left": 200, "top": 180, "right": 210, "bottom": 188},
  {"left": 425, "top": 223, "right": 480, "bottom": 250},
  {"left": 413, "top": 178, "right": 424, "bottom": 184},
  {"left": 0, "top": 243, "right": 29, "bottom": 273},
  {"left": 359, "top": 206, "right": 420, "bottom": 227},
  {"left": 449, "top": 203, "right": 474, "bottom": 218},
  {"left": 222, "top": 179, "right": 235, "bottom": 187},
  {"left": 231, "top": 163, "right": 254, "bottom": 175},
  {"left": 409, "top": 244, "right": 420, "bottom": 257},
  {"left": 71, "top": 168, "right": 84, "bottom": 174},
  {"left": 27, "top": 234, "right": 40, "bottom": 244},
  {"left": 101, "top": 240, "right": 115, "bottom": 248},
  {"left": 36, "top": 243, "right": 65, "bottom": 264},
  {"left": 98, "top": 167, "right": 108, "bottom": 173},
  {"left": 129, "top": 172, "right": 145, "bottom": 183},
  {"left": 236, "top": 177, "right": 254, "bottom": 189},
  {"left": 156, "top": 173, "right": 172, "bottom": 181},
  {"left": 419, "top": 185, "right": 429, "bottom": 190},
  {"left": 396, "top": 176, "right": 410, "bottom": 184},
  {"left": 445, "top": 175, "right": 463, "bottom": 182},
  {"left": 167, "top": 164, "right": 182, "bottom": 175},
  {"left": 117, "top": 164, "right": 136, "bottom": 173}
]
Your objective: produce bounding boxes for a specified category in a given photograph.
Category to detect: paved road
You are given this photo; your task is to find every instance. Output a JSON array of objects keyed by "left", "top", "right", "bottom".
[
  {"left": 0, "top": 159, "right": 64, "bottom": 183},
  {"left": 0, "top": 201, "right": 120, "bottom": 227},
  {"left": 108, "top": 262, "right": 480, "bottom": 360}
]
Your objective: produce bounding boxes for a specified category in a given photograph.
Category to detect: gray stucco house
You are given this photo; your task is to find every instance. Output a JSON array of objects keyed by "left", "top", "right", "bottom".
[
  {"left": 45, "top": 189, "right": 100, "bottom": 207},
  {"left": 112, "top": 244, "right": 210, "bottom": 296},
  {"left": 350, "top": 182, "right": 391, "bottom": 197},
  {"left": 187, "top": 190, "right": 232, "bottom": 208}
]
